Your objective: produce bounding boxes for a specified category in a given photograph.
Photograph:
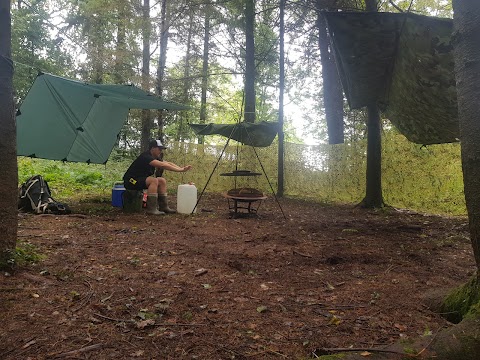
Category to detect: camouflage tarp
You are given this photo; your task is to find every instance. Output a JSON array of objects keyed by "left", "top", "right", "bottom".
[
  {"left": 324, "top": 12, "right": 457, "bottom": 145},
  {"left": 189, "top": 121, "right": 279, "bottom": 147}
]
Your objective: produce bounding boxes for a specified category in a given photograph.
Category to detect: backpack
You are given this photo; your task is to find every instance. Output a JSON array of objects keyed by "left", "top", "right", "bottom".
[{"left": 18, "top": 175, "right": 71, "bottom": 215}]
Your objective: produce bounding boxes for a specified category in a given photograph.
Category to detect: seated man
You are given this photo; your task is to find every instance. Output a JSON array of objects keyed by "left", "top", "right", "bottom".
[{"left": 123, "top": 140, "right": 192, "bottom": 215}]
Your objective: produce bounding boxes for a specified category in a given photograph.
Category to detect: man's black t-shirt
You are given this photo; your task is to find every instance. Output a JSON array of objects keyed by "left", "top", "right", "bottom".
[{"left": 123, "top": 151, "right": 156, "bottom": 188}]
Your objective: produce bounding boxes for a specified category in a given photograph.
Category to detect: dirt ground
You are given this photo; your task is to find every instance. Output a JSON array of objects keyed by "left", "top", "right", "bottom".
[{"left": 0, "top": 194, "right": 476, "bottom": 360}]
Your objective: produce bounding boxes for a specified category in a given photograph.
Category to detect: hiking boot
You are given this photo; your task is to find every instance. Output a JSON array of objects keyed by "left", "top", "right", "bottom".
[
  {"left": 146, "top": 195, "right": 165, "bottom": 215},
  {"left": 158, "top": 194, "right": 176, "bottom": 214}
]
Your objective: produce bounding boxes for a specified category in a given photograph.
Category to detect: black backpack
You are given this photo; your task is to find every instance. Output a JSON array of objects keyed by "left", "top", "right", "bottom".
[{"left": 18, "top": 175, "right": 71, "bottom": 215}]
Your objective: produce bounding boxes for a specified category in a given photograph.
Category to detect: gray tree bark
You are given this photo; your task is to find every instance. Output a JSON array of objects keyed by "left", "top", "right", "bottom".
[
  {"left": 114, "top": 0, "right": 128, "bottom": 84},
  {"left": 452, "top": 0, "right": 480, "bottom": 272},
  {"left": 361, "top": 104, "right": 384, "bottom": 208},
  {"left": 277, "top": 0, "right": 285, "bottom": 197},
  {"left": 316, "top": 0, "right": 344, "bottom": 144},
  {"left": 360, "top": 0, "right": 384, "bottom": 208},
  {"left": 141, "top": 0, "right": 152, "bottom": 151},
  {"left": 156, "top": 0, "right": 169, "bottom": 140},
  {"left": 199, "top": 5, "right": 210, "bottom": 145},
  {"left": 0, "top": 0, "right": 18, "bottom": 267},
  {"left": 178, "top": 10, "right": 194, "bottom": 142},
  {"left": 244, "top": 0, "right": 256, "bottom": 123}
]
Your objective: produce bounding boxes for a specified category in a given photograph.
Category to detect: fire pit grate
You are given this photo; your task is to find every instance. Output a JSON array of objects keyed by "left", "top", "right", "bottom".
[
  {"left": 223, "top": 187, "right": 267, "bottom": 217},
  {"left": 227, "top": 187, "right": 264, "bottom": 198}
]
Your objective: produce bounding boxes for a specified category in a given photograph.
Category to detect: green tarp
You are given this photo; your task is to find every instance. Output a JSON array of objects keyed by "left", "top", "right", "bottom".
[
  {"left": 324, "top": 12, "right": 457, "bottom": 145},
  {"left": 16, "top": 73, "right": 189, "bottom": 164},
  {"left": 189, "top": 121, "right": 279, "bottom": 147}
]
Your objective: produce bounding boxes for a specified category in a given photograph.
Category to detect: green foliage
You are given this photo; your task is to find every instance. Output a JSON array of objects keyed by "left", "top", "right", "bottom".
[
  {"left": 18, "top": 156, "right": 132, "bottom": 203},
  {"left": 12, "top": 1, "right": 74, "bottom": 103},
  {"left": 74, "top": 172, "right": 104, "bottom": 185},
  {"left": 382, "top": 131, "right": 464, "bottom": 215},
  {"left": 382, "top": 0, "right": 453, "bottom": 18}
]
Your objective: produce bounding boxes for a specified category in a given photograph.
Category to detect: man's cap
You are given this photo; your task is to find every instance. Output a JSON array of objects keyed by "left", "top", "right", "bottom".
[{"left": 149, "top": 139, "right": 167, "bottom": 150}]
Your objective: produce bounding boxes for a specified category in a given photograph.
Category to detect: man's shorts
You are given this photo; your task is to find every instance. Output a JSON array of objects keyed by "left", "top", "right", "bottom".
[{"left": 124, "top": 177, "right": 148, "bottom": 190}]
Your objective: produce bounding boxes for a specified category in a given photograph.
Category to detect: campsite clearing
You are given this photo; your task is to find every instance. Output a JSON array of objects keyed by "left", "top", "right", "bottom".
[{"left": 0, "top": 195, "right": 474, "bottom": 359}]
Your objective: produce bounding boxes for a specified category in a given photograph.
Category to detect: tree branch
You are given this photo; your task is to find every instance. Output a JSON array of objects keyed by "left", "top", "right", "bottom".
[{"left": 389, "top": 0, "right": 403, "bottom": 12}]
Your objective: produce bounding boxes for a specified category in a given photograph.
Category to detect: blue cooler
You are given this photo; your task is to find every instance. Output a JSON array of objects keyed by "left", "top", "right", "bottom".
[{"left": 112, "top": 182, "right": 125, "bottom": 207}]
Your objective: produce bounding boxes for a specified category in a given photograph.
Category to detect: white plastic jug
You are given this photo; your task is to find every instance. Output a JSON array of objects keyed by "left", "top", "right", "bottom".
[{"left": 177, "top": 183, "right": 197, "bottom": 214}]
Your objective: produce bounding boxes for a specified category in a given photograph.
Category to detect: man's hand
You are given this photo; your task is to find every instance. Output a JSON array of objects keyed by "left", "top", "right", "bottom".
[{"left": 183, "top": 165, "right": 192, "bottom": 172}]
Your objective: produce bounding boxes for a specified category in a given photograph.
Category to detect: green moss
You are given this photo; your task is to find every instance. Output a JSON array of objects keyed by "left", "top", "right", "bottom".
[
  {"left": 440, "top": 276, "right": 480, "bottom": 323},
  {"left": 0, "top": 241, "right": 44, "bottom": 270},
  {"left": 465, "top": 301, "right": 480, "bottom": 320}
]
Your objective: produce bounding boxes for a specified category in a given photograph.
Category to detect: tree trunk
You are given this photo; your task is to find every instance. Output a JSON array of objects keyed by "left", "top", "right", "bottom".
[
  {"left": 315, "top": 0, "right": 344, "bottom": 145},
  {"left": 0, "top": 0, "right": 18, "bottom": 267},
  {"left": 141, "top": 0, "right": 151, "bottom": 151},
  {"left": 452, "top": 0, "right": 480, "bottom": 272},
  {"left": 199, "top": 5, "right": 210, "bottom": 145},
  {"left": 387, "top": 5, "right": 480, "bottom": 351},
  {"left": 244, "top": 0, "right": 256, "bottom": 123},
  {"left": 156, "top": 0, "right": 169, "bottom": 140},
  {"left": 88, "top": 16, "right": 105, "bottom": 84},
  {"left": 360, "top": 104, "right": 384, "bottom": 208},
  {"left": 277, "top": 0, "right": 285, "bottom": 197},
  {"left": 114, "top": 0, "right": 127, "bottom": 84},
  {"left": 359, "top": 0, "right": 384, "bottom": 208},
  {"left": 178, "top": 10, "right": 193, "bottom": 142},
  {"left": 365, "top": 0, "right": 378, "bottom": 11},
  {"left": 91, "top": 34, "right": 104, "bottom": 84}
]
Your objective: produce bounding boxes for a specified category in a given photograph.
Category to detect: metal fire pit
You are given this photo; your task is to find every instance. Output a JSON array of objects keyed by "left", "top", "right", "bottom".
[{"left": 223, "top": 188, "right": 267, "bottom": 217}]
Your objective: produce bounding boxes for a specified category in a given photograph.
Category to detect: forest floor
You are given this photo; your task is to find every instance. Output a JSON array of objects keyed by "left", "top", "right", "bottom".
[{"left": 0, "top": 194, "right": 475, "bottom": 360}]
